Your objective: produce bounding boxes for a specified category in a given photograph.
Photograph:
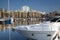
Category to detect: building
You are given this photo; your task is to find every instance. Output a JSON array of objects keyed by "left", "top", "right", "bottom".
[
  {"left": 0, "top": 9, "right": 3, "bottom": 18},
  {"left": 0, "top": 6, "right": 45, "bottom": 29}
]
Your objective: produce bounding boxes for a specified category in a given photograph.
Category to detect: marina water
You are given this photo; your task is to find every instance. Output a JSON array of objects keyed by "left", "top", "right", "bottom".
[{"left": 0, "top": 29, "right": 27, "bottom": 40}]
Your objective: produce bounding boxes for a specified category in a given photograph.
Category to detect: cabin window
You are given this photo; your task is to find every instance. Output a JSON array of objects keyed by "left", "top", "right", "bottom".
[
  {"left": 0, "top": 21, "right": 3, "bottom": 24},
  {"left": 46, "top": 17, "right": 52, "bottom": 21},
  {"left": 32, "top": 34, "right": 34, "bottom": 36},
  {"left": 47, "top": 34, "right": 51, "bottom": 36},
  {"left": 50, "top": 18, "right": 59, "bottom": 22},
  {"left": 57, "top": 20, "right": 60, "bottom": 22}
]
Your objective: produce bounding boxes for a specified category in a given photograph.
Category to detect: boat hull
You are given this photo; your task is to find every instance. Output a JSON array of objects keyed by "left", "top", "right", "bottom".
[{"left": 17, "top": 30, "right": 58, "bottom": 40}]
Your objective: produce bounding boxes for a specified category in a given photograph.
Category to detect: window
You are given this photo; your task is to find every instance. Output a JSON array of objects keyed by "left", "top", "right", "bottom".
[
  {"left": 47, "top": 34, "right": 51, "bottom": 36},
  {"left": 57, "top": 20, "right": 60, "bottom": 22},
  {"left": 50, "top": 18, "right": 59, "bottom": 22},
  {"left": 0, "top": 21, "right": 3, "bottom": 24},
  {"left": 32, "top": 34, "right": 34, "bottom": 36},
  {"left": 46, "top": 17, "right": 53, "bottom": 21}
]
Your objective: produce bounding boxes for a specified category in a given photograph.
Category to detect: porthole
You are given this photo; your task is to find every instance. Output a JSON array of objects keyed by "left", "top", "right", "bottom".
[
  {"left": 32, "top": 34, "right": 34, "bottom": 36},
  {"left": 47, "top": 34, "right": 51, "bottom": 36}
]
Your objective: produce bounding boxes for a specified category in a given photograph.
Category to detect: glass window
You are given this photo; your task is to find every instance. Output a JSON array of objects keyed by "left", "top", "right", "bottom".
[
  {"left": 46, "top": 17, "right": 53, "bottom": 21},
  {"left": 57, "top": 20, "right": 60, "bottom": 22},
  {"left": 50, "top": 18, "right": 59, "bottom": 22}
]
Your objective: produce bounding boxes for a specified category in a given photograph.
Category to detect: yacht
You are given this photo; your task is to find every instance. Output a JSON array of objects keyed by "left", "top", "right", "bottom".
[
  {"left": 11, "top": 6, "right": 59, "bottom": 40},
  {"left": 13, "top": 16, "right": 60, "bottom": 40}
]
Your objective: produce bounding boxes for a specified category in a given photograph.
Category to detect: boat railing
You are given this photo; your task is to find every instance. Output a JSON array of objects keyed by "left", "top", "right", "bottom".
[{"left": 29, "top": 23, "right": 58, "bottom": 31}]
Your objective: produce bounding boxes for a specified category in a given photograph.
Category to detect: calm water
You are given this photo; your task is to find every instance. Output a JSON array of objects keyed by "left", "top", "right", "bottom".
[{"left": 0, "top": 29, "right": 27, "bottom": 40}]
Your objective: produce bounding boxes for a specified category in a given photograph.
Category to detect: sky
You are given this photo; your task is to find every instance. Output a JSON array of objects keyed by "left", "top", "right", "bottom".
[{"left": 0, "top": 0, "right": 60, "bottom": 12}]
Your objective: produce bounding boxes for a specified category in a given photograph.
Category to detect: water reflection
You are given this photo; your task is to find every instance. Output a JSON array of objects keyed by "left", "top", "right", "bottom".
[
  {"left": 14, "top": 18, "right": 41, "bottom": 26},
  {"left": 0, "top": 18, "right": 41, "bottom": 40},
  {"left": 0, "top": 29, "right": 26, "bottom": 40},
  {"left": 0, "top": 18, "right": 42, "bottom": 31},
  {"left": 0, "top": 9, "right": 42, "bottom": 40}
]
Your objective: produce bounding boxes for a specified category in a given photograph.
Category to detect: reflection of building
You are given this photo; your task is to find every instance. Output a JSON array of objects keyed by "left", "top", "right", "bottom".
[{"left": 0, "top": 25, "right": 3, "bottom": 31}]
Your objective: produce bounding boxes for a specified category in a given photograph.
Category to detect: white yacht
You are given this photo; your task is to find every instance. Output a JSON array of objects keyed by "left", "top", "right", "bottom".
[
  {"left": 13, "top": 16, "right": 60, "bottom": 40},
  {"left": 12, "top": 6, "right": 60, "bottom": 40}
]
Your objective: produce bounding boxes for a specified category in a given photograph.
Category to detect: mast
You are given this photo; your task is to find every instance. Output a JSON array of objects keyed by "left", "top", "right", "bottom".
[
  {"left": 8, "top": 0, "right": 11, "bottom": 40},
  {"left": 8, "top": 0, "right": 10, "bottom": 18}
]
